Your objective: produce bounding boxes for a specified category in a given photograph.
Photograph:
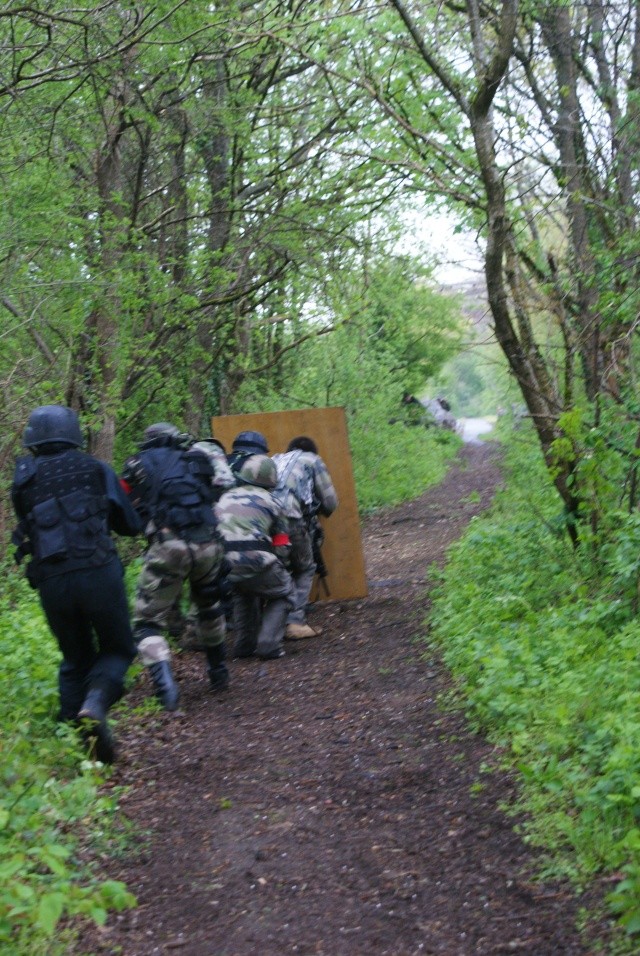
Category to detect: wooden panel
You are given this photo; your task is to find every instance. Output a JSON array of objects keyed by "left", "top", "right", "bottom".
[{"left": 210, "top": 406, "right": 367, "bottom": 603}]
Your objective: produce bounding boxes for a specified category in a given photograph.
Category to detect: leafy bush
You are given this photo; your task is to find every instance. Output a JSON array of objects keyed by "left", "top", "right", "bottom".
[
  {"left": 0, "top": 578, "right": 135, "bottom": 953},
  {"left": 351, "top": 417, "right": 460, "bottom": 513},
  {"left": 429, "top": 423, "right": 640, "bottom": 938}
]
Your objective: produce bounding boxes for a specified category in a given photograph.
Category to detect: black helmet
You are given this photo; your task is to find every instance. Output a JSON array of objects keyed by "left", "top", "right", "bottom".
[
  {"left": 140, "top": 421, "right": 186, "bottom": 450},
  {"left": 143, "top": 421, "right": 181, "bottom": 443},
  {"left": 23, "top": 405, "right": 83, "bottom": 449},
  {"left": 232, "top": 430, "right": 268, "bottom": 454},
  {"left": 198, "top": 437, "right": 226, "bottom": 453}
]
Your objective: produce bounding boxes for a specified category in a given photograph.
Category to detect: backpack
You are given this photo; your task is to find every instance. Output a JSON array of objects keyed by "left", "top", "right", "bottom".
[{"left": 139, "top": 446, "right": 217, "bottom": 538}]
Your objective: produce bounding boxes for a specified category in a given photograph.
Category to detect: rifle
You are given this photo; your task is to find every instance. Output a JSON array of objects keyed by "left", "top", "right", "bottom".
[{"left": 310, "top": 517, "right": 330, "bottom": 597}]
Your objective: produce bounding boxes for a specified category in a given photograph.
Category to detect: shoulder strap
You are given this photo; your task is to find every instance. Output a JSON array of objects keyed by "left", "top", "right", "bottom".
[
  {"left": 275, "top": 450, "right": 303, "bottom": 491},
  {"left": 13, "top": 455, "right": 37, "bottom": 489}
]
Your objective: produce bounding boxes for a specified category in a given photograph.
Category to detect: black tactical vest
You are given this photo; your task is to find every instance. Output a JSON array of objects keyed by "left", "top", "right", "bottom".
[
  {"left": 227, "top": 449, "right": 253, "bottom": 481},
  {"left": 134, "top": 446, "right": 217, "bottom": 541},
  {"left": 12, "top": 449, "right": 115, "bottom": 582}
]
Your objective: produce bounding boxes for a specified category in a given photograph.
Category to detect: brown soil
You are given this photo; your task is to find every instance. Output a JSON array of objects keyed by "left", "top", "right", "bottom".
[{"left": 74, "top": 441, "right": 605, "bottom": 956}]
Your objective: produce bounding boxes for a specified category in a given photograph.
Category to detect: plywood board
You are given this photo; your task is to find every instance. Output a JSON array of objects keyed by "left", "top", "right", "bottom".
[{"left": 210, "top": 407, "right": 367, "bottom": 603}]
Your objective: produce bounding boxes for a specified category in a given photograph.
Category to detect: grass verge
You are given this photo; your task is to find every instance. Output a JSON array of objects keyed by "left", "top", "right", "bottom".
[{"left": 429, "top": 426, "right": 640, "bottom": 948}]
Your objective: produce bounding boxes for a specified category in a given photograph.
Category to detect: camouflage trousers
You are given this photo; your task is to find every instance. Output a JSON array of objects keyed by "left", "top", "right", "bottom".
[
  {"left": 231, "top": 561, "right": 295, "bottom": 659},
  {"left": 286, "top": 518, "right": 316, "bottom": 625},
  {"left": 133, "top": 532, "right": 226, "bottom": 664}
]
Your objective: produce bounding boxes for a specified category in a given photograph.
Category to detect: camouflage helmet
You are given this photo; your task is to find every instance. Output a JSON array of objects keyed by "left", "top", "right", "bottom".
[
  {"left": 23, "top": 405, "right": 83, "bottom": 449},
  {"left": 232, "top": 430, "right": 268, "bottom": 454},
  {"left": 238, "top": 454, "right": 277, "bottom": 489}
]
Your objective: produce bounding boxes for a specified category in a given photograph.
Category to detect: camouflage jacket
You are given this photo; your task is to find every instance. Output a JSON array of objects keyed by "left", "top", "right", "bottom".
[
  {"left": 214, "top": 485, "right": 289, "bottom": 579},
  {"left": 191, "top": 440, "right": 235, "bottom": 497},
  {"left": 271, "top": 450, "right": 338, "bottom": 521}
]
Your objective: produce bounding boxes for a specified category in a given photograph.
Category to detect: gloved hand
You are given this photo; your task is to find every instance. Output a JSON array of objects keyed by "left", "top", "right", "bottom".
[{"left": 275, "top": 544, "right": 292, "bottom": 569}]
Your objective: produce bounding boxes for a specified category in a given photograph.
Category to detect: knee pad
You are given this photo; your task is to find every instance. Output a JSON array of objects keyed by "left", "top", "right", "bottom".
[{"left": 137, "top": 634, "right": 171, "bottom": 665}]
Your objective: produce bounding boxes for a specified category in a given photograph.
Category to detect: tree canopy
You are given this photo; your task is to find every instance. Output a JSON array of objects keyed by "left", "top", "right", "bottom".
[
  {"left": 2, "top": 0, "right": 640, "bottom": 544},
  {"left": 323, "top": 0, "right": 640, "bottom": 534}
]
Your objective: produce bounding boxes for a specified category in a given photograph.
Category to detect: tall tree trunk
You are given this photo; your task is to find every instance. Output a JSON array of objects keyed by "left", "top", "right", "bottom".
[
  {"left": 186, "top": 59, "right": 233, "bottom": 435},
  {"left": 467, "top": 0, "right": 580, "bottom": 532}
]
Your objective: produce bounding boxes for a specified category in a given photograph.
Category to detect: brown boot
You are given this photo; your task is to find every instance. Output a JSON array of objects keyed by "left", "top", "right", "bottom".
[{"left": 285, "top": 622, "right": 321, "bottom": 640}]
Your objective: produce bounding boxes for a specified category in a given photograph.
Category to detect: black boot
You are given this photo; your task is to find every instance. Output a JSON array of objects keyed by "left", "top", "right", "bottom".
[
  {"left": 148, "top": 660, "right": 180, "bottom": 711},
  {"left": 205, "top": 645, "right": 229, "bottom": 692},
  {"left": 78, "top": 689, "right": 116, "bottom": 764},
  {"left": 57, "top": 661, "right": 87, "bottom": 722}
]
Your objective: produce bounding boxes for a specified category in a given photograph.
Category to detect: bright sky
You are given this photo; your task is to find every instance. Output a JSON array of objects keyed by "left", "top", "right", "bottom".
[{"left": 398, "top": 210, "right": 483, "bottom": 287}]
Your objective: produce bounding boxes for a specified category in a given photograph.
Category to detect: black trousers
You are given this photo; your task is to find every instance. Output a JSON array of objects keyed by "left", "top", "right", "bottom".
[{"left": 38, "top": 558, "right": 136, "bottom": 720}]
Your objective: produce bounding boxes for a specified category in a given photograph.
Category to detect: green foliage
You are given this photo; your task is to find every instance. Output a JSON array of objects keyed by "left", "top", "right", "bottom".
[
  {"left": 433, "top": 337, "right": 517, "bottom": 418},
  {"left": 344, "top": 256, "right": 465, "bottom": 394},
  {"left": 545, "top": 400, "right": 640, "bottom": 548},
  {"left": 231, "top": 262, "right": 463, "bottom": 512},
  {"left": 0, "top": 579, "right": 136, "bottom": 951},
  {"left": 0, "top": 0, "right": 409, "bottom": 474},
  {"left": 351, "top": 418, "right": 460, "bottom": 513},
  {"left": 429, "top": 422, "right": 640, "bottom": 937}
]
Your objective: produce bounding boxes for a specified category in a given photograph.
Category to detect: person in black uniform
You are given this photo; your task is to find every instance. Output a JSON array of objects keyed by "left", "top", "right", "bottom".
[
  {"left": 227, "top": 430, "right": 269, "bottom": 481},
  {"left": 11, "top": 405, "right": 141, "bottom": 763}
]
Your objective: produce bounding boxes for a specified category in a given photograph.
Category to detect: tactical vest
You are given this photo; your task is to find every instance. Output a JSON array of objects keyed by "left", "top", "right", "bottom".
[
  {"left": 227, "top": 449, "right": 253, "bottom": 481},
  {"left": 12, "top": 449, "right": 116, "bottom": 583},
  {"left": 135, "top": 446, "right": 217, "bottom": 541}
]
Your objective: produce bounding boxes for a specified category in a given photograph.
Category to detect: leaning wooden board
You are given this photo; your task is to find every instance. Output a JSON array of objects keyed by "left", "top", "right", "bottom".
[{"left": 210, "top": 406, "right": 367, "bottom": 603}]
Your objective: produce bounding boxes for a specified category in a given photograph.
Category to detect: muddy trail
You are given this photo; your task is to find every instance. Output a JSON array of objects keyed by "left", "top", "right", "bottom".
[{"left": 74, "top": 441, "right": 601, "bottom": 956}]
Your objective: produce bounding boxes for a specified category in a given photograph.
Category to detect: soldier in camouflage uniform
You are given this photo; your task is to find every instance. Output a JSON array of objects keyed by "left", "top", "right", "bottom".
[
  {"left": 272, "top": 436, "right": 338, "bottom": 640},
  {"left": 215, "top": 454, "right": 294, "bottom": 660},
  {"left": 169, "top": 436, "right": 235, "bottom": 646},
  {"left": 399, "top": 392, "right": 431, "bottom": 427},
  {"left": 121, "top": 423, "right": 228, "bottom": 709}
]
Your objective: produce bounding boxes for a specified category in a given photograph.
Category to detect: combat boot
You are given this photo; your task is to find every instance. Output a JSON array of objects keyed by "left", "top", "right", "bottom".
[
  {"left": 285, "top": 622, "right": 321, "bottom": 640},
  {"left": 148, "top": 660, "right": 180, "bottom": 711},
  {"left": 205, "top": 645, "right": 229, "bottom": 692},
  {"left": 78, "top": 689, "right": 116, "bottom": 764}
]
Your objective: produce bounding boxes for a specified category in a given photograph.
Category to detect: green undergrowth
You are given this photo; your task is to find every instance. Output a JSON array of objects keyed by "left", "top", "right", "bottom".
[
  {"left": 352, "top": 421, "right": 461, "bottom": 513},
  {"left": 429, "top": 425, "right": 640, "bottom": 944},
  {"left": 0, "top": 575, "right": 136, "bottom": 955}
]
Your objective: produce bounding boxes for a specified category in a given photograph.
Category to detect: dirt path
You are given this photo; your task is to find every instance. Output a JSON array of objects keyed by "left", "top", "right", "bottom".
[{"left": 76, "top": 441, "right": 593, "bottom": 956}]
